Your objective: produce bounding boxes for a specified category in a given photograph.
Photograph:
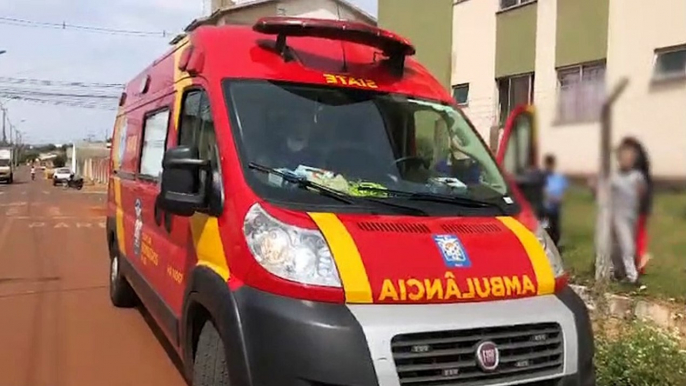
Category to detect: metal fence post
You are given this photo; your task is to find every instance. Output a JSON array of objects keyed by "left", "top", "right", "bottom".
[{"left": 595, "top": 77, "right": 629, "bottom": 281}]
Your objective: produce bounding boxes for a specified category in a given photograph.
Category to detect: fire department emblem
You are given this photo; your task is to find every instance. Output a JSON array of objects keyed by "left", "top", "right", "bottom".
[
  {"left": 475, "top": 341, "right": 500, "bottom": 372},
  {"left": 433, "top": 234, "right": 471, "bottom": 268},
  {"left": 133, "top": 198, "right": 143, "bottom": 257}
]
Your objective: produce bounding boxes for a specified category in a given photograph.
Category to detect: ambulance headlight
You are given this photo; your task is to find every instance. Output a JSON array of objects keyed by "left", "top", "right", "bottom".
[
  {"left": 535, "top": 224, "right": 565, "bottom": 278},
  {"left": 243, "top": 203, "right": 341, "bottom": 287}
]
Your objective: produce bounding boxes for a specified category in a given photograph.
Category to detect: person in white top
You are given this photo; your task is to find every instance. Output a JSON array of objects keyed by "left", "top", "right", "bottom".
[{"left": 611, "top": 142, "right": 646, "bottom": 285}]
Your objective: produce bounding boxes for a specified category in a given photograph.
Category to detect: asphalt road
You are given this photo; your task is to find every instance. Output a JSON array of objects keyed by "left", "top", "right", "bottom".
[{"left": 0, "top": 169, "right": 186, "bottom": 386}]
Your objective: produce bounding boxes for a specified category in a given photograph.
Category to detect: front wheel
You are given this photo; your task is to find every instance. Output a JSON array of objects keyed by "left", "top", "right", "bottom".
[
  {"left": 193, "top": 321, "right": 229, "bottom": 386},
  {"left": 109, "top": 246, "right": 137, "bottom": 308}
]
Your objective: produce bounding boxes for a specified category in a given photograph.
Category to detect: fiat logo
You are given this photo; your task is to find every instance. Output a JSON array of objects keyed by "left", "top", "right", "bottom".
[{"left": 475, "top": 341, "right": 500, "bottom": 372}]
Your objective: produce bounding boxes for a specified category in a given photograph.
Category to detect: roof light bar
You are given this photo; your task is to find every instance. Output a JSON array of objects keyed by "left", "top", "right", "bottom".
[{"left": 253, "top": 17, "right": 415, "bottom": 74}]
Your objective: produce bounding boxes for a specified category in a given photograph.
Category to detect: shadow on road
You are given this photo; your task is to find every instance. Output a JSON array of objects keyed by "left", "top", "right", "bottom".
[{"left": 137, "top": 304, "right": 189, "bottom": 385}]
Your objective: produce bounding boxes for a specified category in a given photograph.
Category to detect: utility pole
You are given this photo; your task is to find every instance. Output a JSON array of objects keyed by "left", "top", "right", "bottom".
[
  {"left": 595, "top": 77, "right": 629, "bottom": 282},
  {"left": 1, "top": 108, "right": 6, "bottom": 145}
]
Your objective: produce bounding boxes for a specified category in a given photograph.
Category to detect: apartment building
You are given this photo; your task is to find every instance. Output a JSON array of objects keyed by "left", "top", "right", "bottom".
[
  {"left": 190, "top": 0, "right": 375, "bottom": 28},
  {"left": 379, "top": 0, "right": 686, "bottom": 180}
]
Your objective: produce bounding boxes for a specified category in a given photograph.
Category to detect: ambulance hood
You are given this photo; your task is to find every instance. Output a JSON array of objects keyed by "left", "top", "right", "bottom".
[{"left": 311, "top": 213, "right": 556, "bottom": 304}]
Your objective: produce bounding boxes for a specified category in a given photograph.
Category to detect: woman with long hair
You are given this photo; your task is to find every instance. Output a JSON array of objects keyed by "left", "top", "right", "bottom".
[{"left": 619, "top": 136, "right": 653, "bottom": 275}]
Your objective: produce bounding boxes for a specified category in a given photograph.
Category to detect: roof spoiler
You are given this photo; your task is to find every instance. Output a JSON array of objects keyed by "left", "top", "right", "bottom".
[{"left": 253, "top": 17, "right": 415, "bottom": 74}]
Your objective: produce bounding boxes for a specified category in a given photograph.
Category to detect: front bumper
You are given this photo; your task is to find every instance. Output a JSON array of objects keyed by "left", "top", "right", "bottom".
[{"left": 232, "top": 286, "right": 595, "bottom": 386}]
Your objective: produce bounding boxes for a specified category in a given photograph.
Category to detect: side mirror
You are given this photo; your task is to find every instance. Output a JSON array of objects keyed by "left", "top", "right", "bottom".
[{"left": 157, "top": 146, "right": 208, "bottom": 217}]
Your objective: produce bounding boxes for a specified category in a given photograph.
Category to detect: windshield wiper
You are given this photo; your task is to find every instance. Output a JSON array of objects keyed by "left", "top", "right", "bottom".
[
  {"left": 356, "top": 186, "right": 506, "bottom": 214},
  {"left": 248, "top": 163, "right": 427, "bottom": 215},
  {"left": 249, "top": 162, "right": 354, "bottom": 204}
]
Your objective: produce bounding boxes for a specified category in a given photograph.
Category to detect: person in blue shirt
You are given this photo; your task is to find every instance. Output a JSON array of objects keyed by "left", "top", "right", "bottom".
[{"left": 543, "top": 154, "right": 568, "bottom": 246}]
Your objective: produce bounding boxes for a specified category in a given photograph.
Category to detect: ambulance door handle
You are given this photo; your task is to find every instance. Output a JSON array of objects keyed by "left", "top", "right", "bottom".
[
  {"left": 163, "top": 212, "right": 173, "bottom": 233},
  {"left": 154, "top": 203, "right": 163, "bottom": 227}
]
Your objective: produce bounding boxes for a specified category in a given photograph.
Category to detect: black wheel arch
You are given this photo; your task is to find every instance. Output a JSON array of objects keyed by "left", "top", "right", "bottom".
[
  {"left": 181, "top": 266, "right": 253, "bottom": 386},
  {"left": 106, "top": 216, "right": 117, "bottom": 257}
]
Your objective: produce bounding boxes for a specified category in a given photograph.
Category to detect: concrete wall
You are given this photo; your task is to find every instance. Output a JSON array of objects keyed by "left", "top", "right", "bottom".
[
  {"left": 214, "top": 0, "right": 372, "bottom": 26},
  {"left": 216, "top": 2, "right": 276, "bottom": 25},
  {"left": 77, "top": 157, "right": 110, "bottom": 185},
  {"left": 452, "top": 0, "right": 498, "bottom": 140},
  {"left": 555, "top": 0, "right": 609, "bottom": 67},
  {"left": 378, "top": 0, "right": 454, "bottom": 89},
  {"left": 606, "top": 0, "right": 686, "bottom": 179},
  {"left": 535, "top": 0, "right": 600, "bottom": 175},
  {"left": 449, "top": 0, "right": 686, "bottom": 178},
  {"left": 495, "top": 2, "right": 538, "bottom": 78},
  {"left": 277, "top": 0, "right": 360, "bottom": 20}
]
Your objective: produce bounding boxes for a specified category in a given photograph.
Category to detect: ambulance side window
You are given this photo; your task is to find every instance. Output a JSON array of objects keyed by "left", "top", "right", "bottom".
[
  {"left": 178, "top": 90, "right": 202, "bottom": 148},
  {"left": 178, "top": 90, "right": 218, "bottom": 162},
  {"left": 177, "top": 88, "right": 224, "bottom": 214}
]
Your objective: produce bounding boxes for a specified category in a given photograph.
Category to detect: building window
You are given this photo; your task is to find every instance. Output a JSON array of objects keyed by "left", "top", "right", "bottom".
[
  {"left": 500, "top": 0, "right": 534, "bottom": 11},
  {"left": 452, "top": 84, "right": 469, "bottom": 106},
  {"left": 497, "top": 73, "right": 534, "bottom": 125},
  {"left": 139, "top": 109, "right": 170, "bottom": 179},
  {"left": 653, "top": 45, "right": 686, "bottom": 82},
  {"left": 556, "top": 63, "right": 605, "bottom": 124}
]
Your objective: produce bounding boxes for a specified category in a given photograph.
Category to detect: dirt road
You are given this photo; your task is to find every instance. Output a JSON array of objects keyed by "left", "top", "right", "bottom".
[{"left": 0, "top": 170, "right": 187, "bottom": 386}]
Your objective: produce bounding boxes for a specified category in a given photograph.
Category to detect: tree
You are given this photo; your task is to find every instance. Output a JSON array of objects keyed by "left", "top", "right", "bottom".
[
  {"left": 53, "top": 155, "right": 66, "bottom": 168},
  {"left": 20, "top": 150, "right": 39, "bottom": 164}
]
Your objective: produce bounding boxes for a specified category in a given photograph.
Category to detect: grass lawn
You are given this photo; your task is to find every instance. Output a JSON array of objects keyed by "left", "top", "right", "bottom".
[{"left": 561, "top": 186, "right": 686, "bottom": 301}]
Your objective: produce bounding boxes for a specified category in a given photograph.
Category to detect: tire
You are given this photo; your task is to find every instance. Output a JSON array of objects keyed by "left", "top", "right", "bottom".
[
  {"left": 8, "top": 175, "right": 12, "bottom": 184},
  {"left": 109, "top": 245, "right": 137, "bottom": 308},
  {"left": 192, "top": 321, "right": 230, "bottom": 386}
]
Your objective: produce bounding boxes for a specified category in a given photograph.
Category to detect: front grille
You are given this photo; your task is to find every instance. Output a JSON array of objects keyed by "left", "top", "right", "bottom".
[
  {"left": 391, "top": 323, "right": 564, "bottom": 386},
  {"left": 356, "top": 221, "right": 430, "bottom": 234}
]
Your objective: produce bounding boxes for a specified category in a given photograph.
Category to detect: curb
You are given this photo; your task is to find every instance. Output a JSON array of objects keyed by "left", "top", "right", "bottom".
[{"left": 570, "top": 284, "right": 685, "bottom": 335}]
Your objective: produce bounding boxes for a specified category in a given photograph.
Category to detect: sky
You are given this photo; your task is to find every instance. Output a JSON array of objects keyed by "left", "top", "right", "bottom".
[{"left": 0, "top": 0, "right": 378, "bottom": 145}]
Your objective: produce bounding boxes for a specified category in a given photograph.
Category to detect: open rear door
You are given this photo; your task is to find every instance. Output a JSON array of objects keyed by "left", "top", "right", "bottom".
[
  {"left": 496, "top": 105, "right": 545, "bottom": 219},
  {"left": 496, "top": 104, "right": 537, "bottom": 172}
]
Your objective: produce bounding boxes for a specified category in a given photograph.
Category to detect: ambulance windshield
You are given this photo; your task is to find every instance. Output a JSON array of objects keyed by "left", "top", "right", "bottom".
[{"left": 225, "top": 80, "right": 512, "bottom": 211}]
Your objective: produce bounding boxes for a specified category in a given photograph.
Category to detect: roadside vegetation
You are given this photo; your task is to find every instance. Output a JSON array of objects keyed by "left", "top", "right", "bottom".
[
  {"left": 595, "top": 318, "right": 686, "bottom": 386},
  {"left": 561, "top": 186, "right": 686, "bottom": 301}
]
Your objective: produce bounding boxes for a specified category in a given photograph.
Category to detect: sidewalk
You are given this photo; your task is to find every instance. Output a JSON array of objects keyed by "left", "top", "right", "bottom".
[
  {"left": 82, "top": 183, "right": 108, "bottom": 193},
  {"left": 571, "top": 284, "right": 686, "bottom": 339}
]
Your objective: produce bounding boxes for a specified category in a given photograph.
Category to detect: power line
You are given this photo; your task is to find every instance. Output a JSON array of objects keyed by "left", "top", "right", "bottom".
[
  {"left": 0, "top": 75, "right": 123, "bottom": 111},
  {"left": 0, "top": 16, "right": 174, "bottom": 38},
  {"left": 0, "top": 87, "right": 120, "bottom": 99},
  {"left": 0, "top": 95, "right": 117, "bottom": 110},
  {"left": 0, "top": 76, "right": 124, "bottom": 89}
]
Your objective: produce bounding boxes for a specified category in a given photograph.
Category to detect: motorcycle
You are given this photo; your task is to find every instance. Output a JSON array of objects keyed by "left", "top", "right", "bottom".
[{"left": 67, "top": 173, "right": 84, "bottom": 190}]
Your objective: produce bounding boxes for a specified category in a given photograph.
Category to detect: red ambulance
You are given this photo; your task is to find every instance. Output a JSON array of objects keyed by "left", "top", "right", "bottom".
[{"left": 106, "top": 17, "right": 594, "bottom": 386}]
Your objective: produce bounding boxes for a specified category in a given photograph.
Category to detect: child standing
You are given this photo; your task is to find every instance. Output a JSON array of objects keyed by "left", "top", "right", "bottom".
[
  {"left": 619, "top": 137, "right": 653, "bottom": 274},
  {"left": 611, "top": 143, "right": 647, "bottom": 285}
]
